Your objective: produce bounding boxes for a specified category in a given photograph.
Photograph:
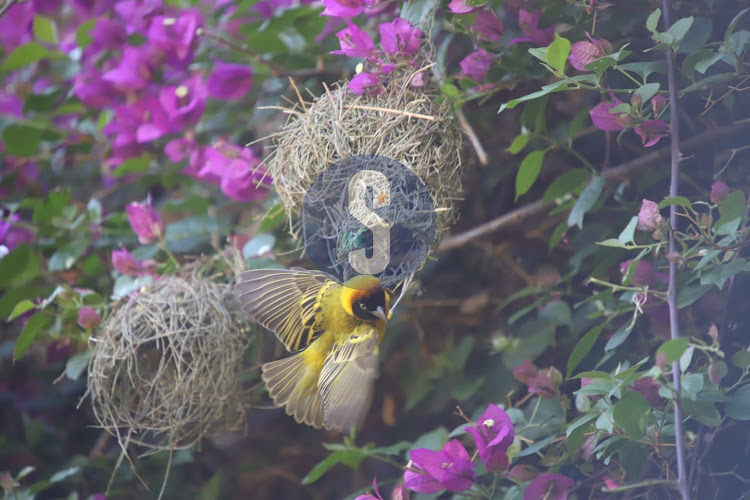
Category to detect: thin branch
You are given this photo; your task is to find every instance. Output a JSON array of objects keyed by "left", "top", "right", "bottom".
[
  {"left": 456, "top": 107, "right": 488, "bottom": 165},
  {"left": 437, "top": 118, "right": 750, "bottom": 252},
  {"left": 0, "top": 0, "right": 18, "bottom": 17},
  {"left": 661, "top": 2, "right": 690, "bottom": 499}
]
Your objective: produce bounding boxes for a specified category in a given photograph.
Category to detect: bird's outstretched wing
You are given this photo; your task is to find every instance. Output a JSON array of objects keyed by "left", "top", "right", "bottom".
[
  {"left": 235, "top": 268, "right": 333, "bottom": 352},
  {"left": 318, "top": 324, "right": 380, "bottom": 431}
]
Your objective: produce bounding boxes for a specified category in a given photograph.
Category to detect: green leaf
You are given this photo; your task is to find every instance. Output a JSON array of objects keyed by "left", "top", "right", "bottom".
[
  {"left": 48, "top": 239, "right": 89, "bottom": 272},
  {"left": 2, "top": 41, "right": 64, "bottom": 71},
  {"left": 605, "top": 324, "right": 633, "bottom": 351},
  {"left": 566, "top": 322, "right": 606, "bottom": 377},
  {"left": 542, "top": 168, "right": 589, "bottom": 202},
  {"left": 165, "top": 216, "right": 233, "bottom": 253},
  {"left": 528, "top": 46, "right": 547, "bottom": 64},
  {"left": 76, "top": 18, "right": 96, "bottom": 48},
  {"left": 724, "top": 8, "right": 750, "bottom": 43},
  {"left": 634, "top": 83, "right": 660, "bottom": 104},
  {"left": 23, "top": 90, "right": 63, "bottom": 114},
  {"left": 242, "top": 233, "right": 276, "bottom": 259},
  {"left": 677, "top": 283, "right": 712, "bottom": 308},
  {"left": 499, "top": 77, "right": 597, "bottom": 113},
  {"left": 613, "top": 391, "right": 650, "bottom": 439},
  {"left": 618, "top": 216, "right": 639, "bottom": 245},
  {"left": 657, "top": 338, "right": 689, "bottom": 364},
  {"left": 714, "top": 190, "right": 746, "bottom": 235},
  {"left": 65, "top": 350, "right": 90, "bottom": 381},
  {"left": 515, "top": 150, "right": 546, "bottom": 199},
  {"left": 14, "top": 312, "right": 53, "bottom": 361},
  {"left": 680, "top": 373, "right": 704, "bottom": 400},
  {"left": 33, "top": 189, "right": 71, "bottom": 224},
  {"left": 506, "top": 134, "right": 529, "bottom": 155},
  {"left": 8, "top": 299, "right": 36, "bottom": 321},
  {"left": 258, "top": 203, "right": 286, "bottom": 232},
  {"left": 668, "top": 16, "right": 694, "bottom": 45},
  {"left": 368, "top": 441, "right": 411, "bottom": 456},
  {"left": 400, "top": 0, "right": 439, "bottom": 26},
  {"left": 646, "top": 9, "right": 662, "bottom": 33},
  {"left": 567, "top": 176, "right": 604, "bottom": 229},
  {"left": 517, "top": 434, "right": 555, "bottom": 457},
  {"left": 682, "top": 399, "right": 721, "bottom": 427},
  {"left": 0, "top": 244, "right": 41, "bottom": 290},
  {"left": 111, "top": 154, "right": 152, "bottom": 177},
  {"left": 682, "top": 49, "right": 722, "bottom": 78},
  {"left": 725, "top": 384, "right": 750, "bottom": 420},
  {"left": 546, "top": 34, "right": 571, "bottom": 73},
  {"left": 731, "top": 350, "right": 750, "bottom": 370},
  {"left": 620, "top": 442, "right": 648, "bottom": 480},
  {"left": 597, "top": 238, "right": 626, "bottom": 248},
  {"left": 2, "top": 124, "right": 44, "bottom": 157},
  {"left": 565, "top": 414, "right": 597, "bottom": 453},
  {"left": 49, "top": 466, "right": 80, "bottom": 483},
  {"left": 658, "top": 196, "right": 692, "bottom": 210},
  {"left": 33, "top": 15, "right": 58, "bottom": 44},
  {"left": 699, "top": 257, "right": 749, "bottom": 289},
  {"left": 302, "top": 449, "right": 365, "bottom": 484}
]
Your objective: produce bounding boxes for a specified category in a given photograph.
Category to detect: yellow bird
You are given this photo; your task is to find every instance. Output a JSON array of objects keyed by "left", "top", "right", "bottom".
[{"left": 235, "top": 268, "right": 390, "bottom": 431}]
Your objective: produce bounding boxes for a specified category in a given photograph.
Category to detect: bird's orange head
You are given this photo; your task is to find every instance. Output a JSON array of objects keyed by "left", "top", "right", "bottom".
[{"left": 341, "top": 275, "right": 389, "bottom": 323}]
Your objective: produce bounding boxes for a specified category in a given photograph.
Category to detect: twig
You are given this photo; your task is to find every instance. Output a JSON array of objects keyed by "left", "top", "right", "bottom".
[
  {"left": 197, "top": 29, "right": 286, "bottom": 76},
  {"left": 456, "top": 107, "right": 488, "bottom": 165},
  {"left": 437, "top": 118, "right": 750, "bottom": 252},
  {"left": 344, "top": 104, "right": 436, "bottom": 121},
  {"left": 661, "top": 2, "right": 690, "bottom": 499}
]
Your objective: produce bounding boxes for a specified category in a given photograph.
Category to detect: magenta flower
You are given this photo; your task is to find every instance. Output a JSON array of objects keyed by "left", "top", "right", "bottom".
[
  {"left": 630, "top": 376, "right": 663, "bottom": 406},
  {"left": 111, "top": 246, "right": 141, "bottom": 275},
  {"left": 379, "top": 18, "right": 422, "bottom": 56},
  {"left": 77, "top": 307, "right": 102, "bottom": 330},
  {"left": 0, "top": 91, "right": 22, "bottom": 118},
  {"left": 636, "top": 199, "right": 662, "bottom": 231},
  {"left": 354, "top": 477, "right": 385, "bottom": 500},
  {"left": 89, "top": 17, "right": 127, "bottom": 52},
  {"left": 321, "top": 0, "right": 365, "bottom": 18},
  {"left": 102, "top": 47, "right": 154, "bottom": 91},
  {"left": 589, "top": 96, "right": 632, "bottom": 131},
  {"left": 447, "top": 0, "right": 484, "bottom": 14},
  {"left": 199, "top": 141, "right": 271, "bottom": 202},
  {"left": 523, "top": 473, "right": 575, "bottom": 500},
  {"left": 391, "top": 484, "right": 409, "bottom": 500},
  {"left": 458, "top": 48, "right": 493, "bottom": 81},
  {"left": 511, "top": 9, "right": 554, "bottom": 46},
  {"left": 710, "top": 181, "right": 730, "bottom": 204},
  {"left": 348, "top": 72, "right": 383, "bottom": 95},
  {"left": 158, "top": 75, "right": 207, "bottom": 128},
  {"left": 331, "top": 21, "right": 376, "bottom": 59},
  {"left": 651, "top": 94, "right": 667, "bottom": 115},
  {"left": 619, "top": 259, "right": 665, "bottom": 287},
  {"left": 634, "top": 119, "right": 669, "bottom": 147},
  {"left": 0, "top": 1, "right": 34, "bottom": 51},
  {"left": 114, "top": 0, "right": 163, "bottom": 33},
  {"left": 527, "top": 373, "right": 557, "bottom": 399},
  {"left": 147, "top": 9, "right": 204, "bottom": 62},
  {"left": 207, "top": 61, "right": 254, "bottom": 100},
  {"left": 403, "top": 440, "right": 476, "bottom": 494},
  {"left": 466, "top": 404, "right": 514, "bottom": 472},
  {"left": 472, "top": 10, "right": 505, "bottom": 42},
  {"left": 73, "top": 69, "right": 117, "bottom": 108},
  {"left": 165, "top": 138, "right": 196, "bottom": 163},
  {"left": 512, "top": 359, "right": 538, "bottom": 384},
  {"left": 126, "top": 195, "right": 164, "bottom": 244},
  {"left": 569, "top": 32, "right": 613, "bottom": 71}
]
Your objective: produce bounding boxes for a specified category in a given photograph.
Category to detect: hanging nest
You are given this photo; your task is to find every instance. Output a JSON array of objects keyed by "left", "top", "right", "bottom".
[
  {"left": 268, "top": 55, "right": 464, "bottom": 250},
  {"left": 86, "top": 276, "right": 251, "bottom": 455}
]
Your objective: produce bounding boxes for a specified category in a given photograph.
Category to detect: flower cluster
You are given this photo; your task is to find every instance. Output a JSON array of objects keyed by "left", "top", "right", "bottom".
[
  {"left": 513, "top": 360, "right": 562, "bottom": 399},
  {"left": 329, "top": 18, "right": 424, "bottom": 95},
  {"left": 589, "top": 95, "right": 670, "bottom": 147}
]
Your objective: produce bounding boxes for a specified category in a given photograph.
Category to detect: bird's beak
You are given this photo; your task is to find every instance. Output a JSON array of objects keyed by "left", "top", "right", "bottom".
[{"left": 372, "top": 306, "right": 388, "bottom": 322}]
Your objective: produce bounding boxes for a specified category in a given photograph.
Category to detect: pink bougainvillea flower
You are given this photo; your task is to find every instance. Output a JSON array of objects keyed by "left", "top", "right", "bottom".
[
  {"left": 111, "top": 245, "right": 142, "bottom": 275},
  {"left": 390, "top": 484, "right": 409, "bottom": 500},
  {"left": 331, "top": 20, "right": 376, "bottom": 59},
  {"left": 199, "top": 140, "right": 271, "bottom": 202},
  {"left": 77, "top": 306, "right": 101, "bottom": 330},
  {"left": 165, "top": 137, "right": 196, "bottom": 163},
  {"left": 102, "top": 46, "right": 154, "bottom": 91},
  {"left": 321, "top": 0, "right": 365, "bottom": 18},
  {"left": 523, "top": 473, "right": 575, "bottom": 500},
  {"left": 710, "top": 181, "right": 730, "bottom": 204},
  {"left": 126, "top": 195, "right": 164, "bottom": 244},
  {"left": 466, "top": 404, "right": 514, "bottom": 472},
  {"left": 589, "top": 95, "right": 634, "bottom": 131},
  {"left": 73, "top": 68, "right": 117, "bottom": 108},
  {"left": 472, "top": 10, "right": 505, "bottom": 42},
  {"left": 619, "top": 259, "right": 665, "bottom": 287},
  {"left": 447, "top": 0, "right": 484, "bottom": 14},
  {"left": 0, "top": 1, "right": 34, "bottom": 51},
  {"left": 458, "top": 48, "right": 493, "bottom": 81},
  {"left": 512, "top": 359, "right": 538, "bottom": 384},
  {"left": 569, "top": 32, "right": 613, "bottom": 71},
  {"left": 404, "top": 440, "right": 476, "bottom": 493},
  {"left": 348, "top": 72, "right": 383, "bottom": 95},
  {"left": 636, "top": 199, "right": 662, "bottom": 231},
  {"left": 0, "top": 91, "right": 22, "bottom": 118},
  {"left": 354, "top": 477, "right": 385, "bottom": 500},
  {"left": 379, "top": 18, "right": 422, "bottom": 55},
  {"left": 630, "top": 376, "right": 663, "bottom": 406},
  {"left": 158, "top": 75, "right": 207, "bottom": 128},
  {"left": 89, "top": 17, "right": 127, "bottom": 52},
  {"left": 506, "top": 464, "right": 538, "bottom": 483},
  {"left": 114, "top": 0, "right": 163, "bottom": 33},
  {"left": 528, "top": 372, "right": 557, "bottom": 398},
  {"left": 634, "top": 119, "right": 669, "bottom": 147},
  {"left": 147, "top": 8, "right": 204, "bottom": 62},
  {"left": 651, "top": 94, "right": 667, "bottom": 115},
  {"left": 511, "top": 9, "right": 554, "bottom": 46},
  {"left": 603, "top": 476, "right": 619, "bottom": 490},
  {"left": 410, "top": 71, "right": 425, "bottom": 87},
  {"left": 0, "top": 213, "right": 34, "bottom": 255},
  {"left": 207, "top": 61, "right": 254, "bottom": 100}
]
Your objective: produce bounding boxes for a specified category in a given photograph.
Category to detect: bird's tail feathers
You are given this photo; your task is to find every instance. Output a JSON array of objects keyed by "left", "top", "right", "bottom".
[{"left": 262, "top": 353, "right": 326, "bottom": 429}]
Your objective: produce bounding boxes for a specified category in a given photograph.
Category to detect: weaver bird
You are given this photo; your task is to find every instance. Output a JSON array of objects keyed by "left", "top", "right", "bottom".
[{"left": 235, "top": 268, "right": 389, "bottom": 431}]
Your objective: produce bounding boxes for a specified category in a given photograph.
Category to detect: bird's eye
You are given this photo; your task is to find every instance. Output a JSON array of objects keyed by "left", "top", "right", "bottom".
[{"left": 359, "top": 303, "right": 367, "bottom": 310}]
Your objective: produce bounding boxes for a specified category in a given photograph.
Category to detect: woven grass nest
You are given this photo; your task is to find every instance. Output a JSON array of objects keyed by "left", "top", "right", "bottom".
[
  {"left": 87, "top": 276, "right": 250, "bottom": 455},
  {"left": 268, "top": 57, "right": 464, "bottom": 248}
]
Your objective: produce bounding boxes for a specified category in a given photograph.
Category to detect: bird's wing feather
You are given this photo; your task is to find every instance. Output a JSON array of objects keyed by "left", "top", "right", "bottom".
[
  {"left": 235, "top": 268, "right": 332, "bottom": 352},
  {"left": 318, "top": 325, "right": 380, "bottom": 431}
]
